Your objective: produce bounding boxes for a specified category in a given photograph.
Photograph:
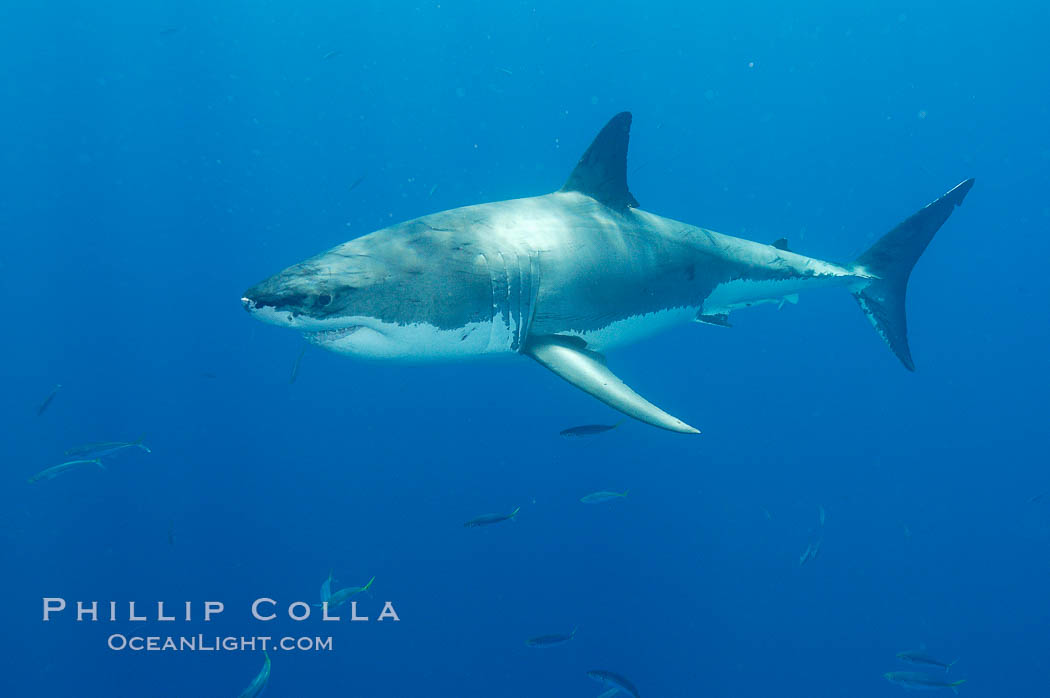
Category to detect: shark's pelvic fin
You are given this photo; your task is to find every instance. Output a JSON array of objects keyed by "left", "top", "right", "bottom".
[
  {"left": 525, "top": 335, "right": 700, "bottom": 434},
  {"left": 851, "top": 178, "right": 974, "bottom": 371},
  {"left": 695, "top": 312, "right": 732, "bottom": 327},
  {"left": 560, "top": 112, "right": 639, "bottom": 212}
]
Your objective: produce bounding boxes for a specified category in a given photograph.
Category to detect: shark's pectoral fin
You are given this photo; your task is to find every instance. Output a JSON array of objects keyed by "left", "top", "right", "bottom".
[{"left": 525, "top": 335, "right": 700, "bottom": 434}]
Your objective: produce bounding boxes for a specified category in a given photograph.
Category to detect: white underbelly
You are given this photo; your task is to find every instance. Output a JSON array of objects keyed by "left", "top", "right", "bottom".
[
  {"left": 310, "top": 317, "right": 517, "bottom": 361},
  {"left": 565, "top": 306, "right": 699, "bottom": 352},
  {"left": 702, "top": 275, "right": 844, "bottom": 314}
]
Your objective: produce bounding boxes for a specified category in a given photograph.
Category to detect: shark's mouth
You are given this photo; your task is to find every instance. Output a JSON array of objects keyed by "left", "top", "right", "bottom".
[{"left": 303, "top": 325, "right": 364, "bottom": 345}]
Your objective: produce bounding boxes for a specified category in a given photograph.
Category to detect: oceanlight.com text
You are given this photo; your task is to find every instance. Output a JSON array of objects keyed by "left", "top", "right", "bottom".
[{"left": 107, "top": 634, "right": 334, "bottom": 652}]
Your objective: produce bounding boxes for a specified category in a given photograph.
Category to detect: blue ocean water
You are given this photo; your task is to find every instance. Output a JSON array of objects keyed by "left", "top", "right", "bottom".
[{"left": 3, "top": 1, "right": 1049, "bottom": 696}]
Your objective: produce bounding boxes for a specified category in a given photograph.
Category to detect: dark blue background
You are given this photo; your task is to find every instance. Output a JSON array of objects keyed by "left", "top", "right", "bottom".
[{"left": 2, "top": 1, "right": 1047, "bottom": 696}]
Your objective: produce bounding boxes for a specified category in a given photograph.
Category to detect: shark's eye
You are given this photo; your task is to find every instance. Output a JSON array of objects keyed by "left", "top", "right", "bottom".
[{"left": 316, "top": 293, "right": 332, "bottom": 307}]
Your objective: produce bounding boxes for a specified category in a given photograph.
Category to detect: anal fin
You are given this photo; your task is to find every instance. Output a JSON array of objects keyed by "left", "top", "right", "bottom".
[{"left": 525, "top": 335, "right": 700, "bottom": 434}]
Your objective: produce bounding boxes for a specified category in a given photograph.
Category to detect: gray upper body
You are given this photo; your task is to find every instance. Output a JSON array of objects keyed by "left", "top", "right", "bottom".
[{"left": 243, "top": 112, "right": 973, "bottom": 433}]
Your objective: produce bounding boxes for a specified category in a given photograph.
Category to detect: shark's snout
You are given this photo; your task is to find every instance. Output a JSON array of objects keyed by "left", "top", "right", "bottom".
[
  {"left": 240, "top": 284, "right": 276, "bottom": 315},
  {"left": 241, "top": 279, "right": 307, "bottom": 314},
  {"left": 239, "top": 279, "right": 307, "bottom": 327}
]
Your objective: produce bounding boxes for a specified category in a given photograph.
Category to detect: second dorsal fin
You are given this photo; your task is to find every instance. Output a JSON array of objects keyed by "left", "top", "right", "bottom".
[{"left": 560, "top": 112, "right": 639, "bottom": 212}]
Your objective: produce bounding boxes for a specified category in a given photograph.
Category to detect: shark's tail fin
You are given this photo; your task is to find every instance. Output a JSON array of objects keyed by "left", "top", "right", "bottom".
[
  {"left": 851, "top": 179, "right": 974, "bottom": 370},
  {"left": 949, "top": 678, "right": 966, "bottom": 694}
]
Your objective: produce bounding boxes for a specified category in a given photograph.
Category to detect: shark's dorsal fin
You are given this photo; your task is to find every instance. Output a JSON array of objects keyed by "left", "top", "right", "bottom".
[
  {"left": 560, "top": 112, "right": 639, "bottom": 212},
  {"left": 525, "top": 335, "right": 699, "bottom": 434},
  {"left": 772, "top": 237, "right": 790, "bottom": 251}
]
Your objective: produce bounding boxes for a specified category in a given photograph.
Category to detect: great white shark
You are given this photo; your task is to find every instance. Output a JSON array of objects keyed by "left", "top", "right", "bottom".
[{"left": 242, "top": 112, "right": 973, "bottom": 434}]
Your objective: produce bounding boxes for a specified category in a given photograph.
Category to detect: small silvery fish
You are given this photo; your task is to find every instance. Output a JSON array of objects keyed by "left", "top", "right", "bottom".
[
  {"left": 896, "top": 651, "right": 958, "bottom": 672},
  {"left": 290, "top": 345, "right": 306, "bottom": 384},
  {"left": 799, "top": 538, "right": 822, "bottom": 567},
  {"left": 327, "top": 576, "right": 374, "bottom": 609},
  {"left": 313, "top": 570, "right": 334, "bottom": 607},
  {"left": 27, "top": 459, "right": 105, "bottom": 484},
  {"left": 580, "top": 490, "right": 629, "bottom": 504},
  {"left": 37, "top": 384, "right": 61, "bottom": 416},
  {"left": 464, "top": 506, "right": 520, "bottom": 528},
  {"left": 526, "top": 625, "right": 577, "bottom": 647},
  {"left": 587, "top": 669, "right": 641, "bottom": 698},
  {"left": 238, "top": 652, "right": 270, "bottom": 698},
  {"left": 560, "top": 423, "right": 620, "bottom": 438},
  {"left": 348, "top": 173, "right": 367, "bottom": 191},
  {"left": 884, "top": 671, "right": 966, "bottom": 693},
  {"left": 65, "top": 438, "right": 151, "bottom": 459}
]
